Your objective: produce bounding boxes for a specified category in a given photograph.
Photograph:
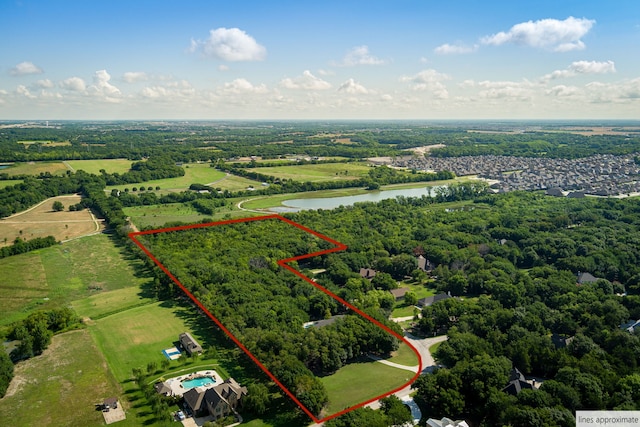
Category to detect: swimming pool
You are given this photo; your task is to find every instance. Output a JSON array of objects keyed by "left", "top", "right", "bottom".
[{"left": 181, "top": 376, "right": 216, "bottom": 389}]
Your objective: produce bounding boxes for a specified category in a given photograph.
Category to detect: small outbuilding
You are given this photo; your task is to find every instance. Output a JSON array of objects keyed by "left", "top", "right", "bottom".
[{"left": 179, "top": 332, "right": 203, "bottom": 356}]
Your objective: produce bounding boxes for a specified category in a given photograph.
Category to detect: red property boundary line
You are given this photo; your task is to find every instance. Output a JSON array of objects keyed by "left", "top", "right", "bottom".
[{"left": 129, "top": 214, "right": 423, "bottom": 424}]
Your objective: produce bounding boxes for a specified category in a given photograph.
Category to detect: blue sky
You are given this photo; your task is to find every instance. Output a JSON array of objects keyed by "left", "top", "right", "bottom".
[{"left": 1, "top": 0, "right": 639, "bottom": 120}]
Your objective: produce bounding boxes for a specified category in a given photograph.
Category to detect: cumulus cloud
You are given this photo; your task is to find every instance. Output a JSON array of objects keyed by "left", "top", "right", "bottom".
[
  {"left": 477, "top": 80, "right": 534, "bottom": 100},
  {"left": 434, "top": 43, "right": 477, "bottom": 55},
  {"left": 190, "top": 27, "right": 266, "bottom": 62},
  {"left": 141, "top": 80, "right": 195, "bottom": 100},
  {"left": 338, "top": 78, "right": 369, "bottom": 94},
  {"left": 36, "top": 79, "right": 54, "bottom": 88},
  {"left": 221, "top": 78, "right": 268, "bottom": 94},
  {"left": 16, "top": 85, "right": 35, "bottom": 99},
  {"left": 481, "top": 16, "right": 595, "bottom": 52},
  {"left": 10, "top": 61, "right": 43, "bottom": 76},
  {"left": 280, "top": 70, "right": 331, "bottom": 90},
  {"left": 89, "top": 70, "right": 121, "bottom": 98},
  {"left": 546, "top": 85, "right": 580, "bottom": 97},
  {"left": 218, "top": 64, "right": 229, "bottom": 71},
  {"left": 336, "top": 46, "right": 385, "bottom": 66},
  {"left": 123, "top": 71, "right": 148, "bottom": 83},
  {"left": 400, "top": 69, "right": 451, "bottom": 98},
  {"left": 60, "top": 77, "right": 86, "bottom": 92},
  {"left": 543, "top": 60, "right": 616, "bottom": 81}
]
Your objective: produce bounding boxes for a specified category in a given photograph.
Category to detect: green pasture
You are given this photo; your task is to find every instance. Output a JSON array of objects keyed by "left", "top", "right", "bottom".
[
  {"left": 0, "top": 329, "right": 123, "bottom": 427},
  {"left": 246, "top": 162, "right": 373, "bottom": 182},
  {"left": 66, "top": 158, "right": 132, "bottom": 174},
  {"left": 2, "top": 161, "right": 68, "bottom": 176},
  {"left": 214, "top": 174, "right": 262, "bottom": 191},
  {"left": 320, "top": 360, "right": 413, "bottom": 416},
  {"left": 106, "top": 163, "right": 226, "bottom": 192},
  {"left": 0, "top": 234, "right": 148, "bottom": 326},
  {"left": 0, "top": 179, "right": 22, "bottom": 188},
  {"left": 123, "top": 202, "right": 261, "bottom": 229},
  {"left": 72, "top": 286, "right": 155, "bottom": 320}
]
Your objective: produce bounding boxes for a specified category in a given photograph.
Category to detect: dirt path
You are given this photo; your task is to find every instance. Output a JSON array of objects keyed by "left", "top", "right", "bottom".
[
  {"left": 3, "top": 194, "right": 80, "bottom": 219},
  {"left": 63, "top": 160, "right": 75, "bottom": 172}
]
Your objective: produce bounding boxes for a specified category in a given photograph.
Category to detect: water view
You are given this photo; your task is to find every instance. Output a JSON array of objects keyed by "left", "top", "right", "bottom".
[{"left": 271, "top": 186, "right": 442, "bottom": 212}]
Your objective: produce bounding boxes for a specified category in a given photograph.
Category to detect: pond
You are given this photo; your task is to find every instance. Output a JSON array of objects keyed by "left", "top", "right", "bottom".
[{"left": 270, "top": 186, "right": 443, "bottom": 212}]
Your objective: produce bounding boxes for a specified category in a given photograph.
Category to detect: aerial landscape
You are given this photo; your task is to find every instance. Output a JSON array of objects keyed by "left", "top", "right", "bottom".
[{"left": 1, "top": 1, "right": 640, "bottom": 427}]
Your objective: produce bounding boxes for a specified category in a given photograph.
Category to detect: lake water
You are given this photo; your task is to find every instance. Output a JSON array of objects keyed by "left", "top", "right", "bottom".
[
  {"left": 271, "top": 186, "right": 442, "bottom": 212},
  {"left": 0, "top": 165, "right": 10, "bottom": 170}
]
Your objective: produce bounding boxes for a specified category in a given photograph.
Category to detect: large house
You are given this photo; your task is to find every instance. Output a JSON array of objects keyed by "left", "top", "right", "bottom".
[
  {"left": 417, "top": 292, "right": 451, "bottom": 308},
  {"left": 179, "top": 332, "right": 203, "bottom": 356},
  {"left": 502, "top": 367, "right": 534, "bottom": 396},
  {"left": 183, "top": 378, "right": 247, "bottom": 420}
]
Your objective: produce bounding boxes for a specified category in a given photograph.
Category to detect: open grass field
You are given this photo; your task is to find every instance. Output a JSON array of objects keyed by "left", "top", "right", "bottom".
[
  {"left": 320, "top": 360, "right": 414, "bottom": 416},
  {"left": 88, "top": 301, "right": 210, "bottom": 381},
  {"left": 0, "top": 233, "right": 149, "bottom": 326},
  {"left": 0, "top": 195, "right": 101, "bottom": 247},
  {"left": 3, "top": 161, "right": 68, "bottom": 176},
  {"left": 246, "top": 162, "right": 372, "bottom": 183},
  {"left": 66, "top": 158, "right": 132, "bottom": 174},
  {"left": 123, "top": 202, "right": 262, "bottom": 229},
  {"left": 72, "top": 286, "right": 156, "bottom": 320},
  {"left": 0, "top": 179, "right": 22, "bottom": 188},
  {"left": 214, "top": 174, "right": 262, "bottom": 191},
  {"left": 106, "top": 163, "right": 226, "bottom": 192},
  {"left": 0, "top": 329, "right": 123, "bottom": 427},
  {"left": 387, "top": 342, "right": 420, "bottom": 366}
]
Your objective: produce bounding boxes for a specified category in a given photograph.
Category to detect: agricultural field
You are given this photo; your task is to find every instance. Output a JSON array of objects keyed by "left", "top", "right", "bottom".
[
  {"left": 0, "top": 195, "right": 101, "bottom": 247},
  {"left": 2, "top": 161, "right": 69, "bottom": 176},
  {"left": 213, "top": 174, "right": 262, "bottom": 191},
  {"left": 246, "top": 162, "right": 373, "bottom": 182},
  {"left": 66, "top": 158, "right": 132, "bottom": 174},
  {"left": 0, "top": 233, "right": 149, "bottom": 326},
  {"left": 106, "top": 162, "right": 226, "bottom": 192},
  {"left": 320, "top": 361, "right": 414, "bottom": 416},
  {"left": 0, "top": 329, "right": 123, "bottom": 427},
  {"left": 123, "top": 202, "right": 260, "bottom": 229}
]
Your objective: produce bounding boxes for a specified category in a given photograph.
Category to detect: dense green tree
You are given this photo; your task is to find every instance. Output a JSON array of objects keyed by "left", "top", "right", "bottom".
[{"left": 0, "top": 350, "right": 14, "bottom": 398}]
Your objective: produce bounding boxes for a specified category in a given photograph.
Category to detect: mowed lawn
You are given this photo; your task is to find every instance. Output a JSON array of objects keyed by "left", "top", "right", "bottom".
[
  {"left": 72, "top": 285, "right": 156, "bottom": 320},
  {"left": 387, "top": 341, "right": 420, "bottom": 367},
  {"left": 2, "top": 161, "right": 68, "bottom": 176},
  {"left": 246, "top": 162, "right": 373, "bottom": 182},
  {"left": 88, "top": 301, "right": 206, "bottom": 381},
  {"left": 0, "top": 329, "right": 122, "bottom": 427},
  {"left": 0, "top": 233, "right": 149, "bottom": 326},
  {"left": 123, "top": 202, "right": 260, "bottom": 229},
  {"left": 0, "top": 179, "right": 22, "bottom": 188},
  {"left": 66, "top": 158, "right": 132, "bottom": 174},
  {"left": 106, "top": 163, "right": 226, "bottom": 192},
  {"left": 320, "top": 360, "right": 414, "bottom": 416}
]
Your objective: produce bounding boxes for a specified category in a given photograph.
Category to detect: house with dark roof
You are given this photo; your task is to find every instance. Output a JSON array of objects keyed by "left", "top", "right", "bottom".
[
  {"left": 183, "top": 378, "right": 248, "bottom": 420},
  {"left": 389, "top": 287, "right": 410, "bottom": 300},
  {"left": 620, "top": 319, "right": 640, "bottom": 334},
  {"left": 417, "top": 292, "right": 451, "bottom": 307},
  {"left": 551, "top": 334, "right": 575, "bottom": 349},
  {"left": 179, "top": 332, "right": 203, "bottom": 356},
  {"left": 417, "top": 255, "right": 435, "bottom": 272},
  {"left": 359, "top": 268, "right": 376, "bottom": 279},
  {"left": 502, "top": 367, "right": 533, "bottom": 396},
  {"left": 154, "top": 381, "right": 172, "bottom": 396},
  {"left": 577, "top": 272, "right": 600, "bottom": 285}
]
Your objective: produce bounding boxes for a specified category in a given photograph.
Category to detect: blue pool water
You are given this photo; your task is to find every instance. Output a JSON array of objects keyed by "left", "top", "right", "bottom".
[{"left": 182, "top": 376, "right": 215, "bottom": 389}]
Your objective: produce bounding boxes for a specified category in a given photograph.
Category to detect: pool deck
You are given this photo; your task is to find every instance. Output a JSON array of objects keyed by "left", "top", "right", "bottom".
[{"left": 164, "top": 370, "right": 222, "bottom": 397}]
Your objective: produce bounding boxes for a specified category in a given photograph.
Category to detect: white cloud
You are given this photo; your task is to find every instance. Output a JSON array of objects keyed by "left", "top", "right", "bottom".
[
  {"left": 60, "top": 77, "right": 86, "bottom": 92},
  {"left": 543, "top": 60, "right": 616, "bottom": 81},
  {"left": 481, "top": 16, "right": 595, "bottom": 52},
  {"left": 434, "top": 43, "right": 477, "bottom": 55},
  {"left": 221, "top": 78, "right": 268, "bottom": 94},
  {"left": 218, "top": 64, "right": 229, "bottom": 72},
  {"left": 140, "top": 80, "right": 195, "bottom": 100},
  {"left": 10, "top": 61, "right": 44, "bottom": 76},
  {"left": 123, "top": 71, "right": 148, "bottom": 83},
  {"left": 16, "top": 85, "right": 35, "bottom": 99},
  {"left": 546, "top": 85, "right": 580, "bottom": 97},
  {"left": 88, "top": 70, "right": 121, "bottom": 99},
  {"left": 338, "top": 78, "right": 369, "bottom": 94},
  {"left": 317, "top": 69, "right": 335, "bottom": 76},
  {"left": 280, "top": 70, "right": 331, "bottom": 90},
  {"left": 400, "top": 69, "right": 451, "bottom": 98},
  {"left": 336, "top": 46, "right": 385, "bottom": 66},
  {"left": 477, "top": 80, "right": 534, "bottom": 100},
  {"left": 191, "top": 27, "right": 266, "bottom": 62},
  {"left": 36, "top": 79, "right": 54, "bottom": 88}
]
